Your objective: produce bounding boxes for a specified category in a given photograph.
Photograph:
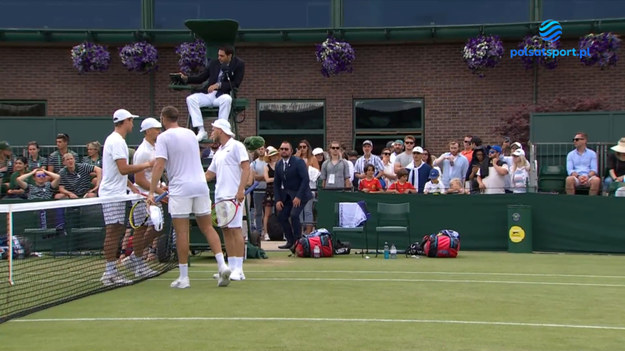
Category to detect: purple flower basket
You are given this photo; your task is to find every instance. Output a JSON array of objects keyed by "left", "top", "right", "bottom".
[
  {"left": 579, "top": 32, "right": 621, "bottom": 69},
  {"left": 518, "top": 35, "right": 559, "bottom": 70},
  {"left": 462, "top": 35, "right": 504, "bottom": 77},
  {"left": 315, "top": 37, "right": 356, "bottom": 77},
  {"left": 71, "top": 42, "right": 111, "bottom": 73},
  {"left": 175, "top": 40, "right": 207, "bottom": 75},
  {"left": 119, "top": 41, "right": 159, "bottom": 73}
]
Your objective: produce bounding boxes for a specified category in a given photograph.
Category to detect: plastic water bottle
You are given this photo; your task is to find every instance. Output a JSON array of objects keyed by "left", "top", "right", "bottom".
[
  {"left": 390, "top": 243, "right": 397, "bottom": 259},
  {"left": 383, "top": 242, "right": 390, "bottom": 259},
  {"left": 313, "top": 245, "right": 321, "bottom": 258}
]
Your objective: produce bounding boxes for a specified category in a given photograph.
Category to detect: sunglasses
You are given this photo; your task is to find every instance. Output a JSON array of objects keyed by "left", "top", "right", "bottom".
[
  {"left": 489, "top": 150, "right": 497, "bottom": 154},
  {"left": 35, "top": 174, "right": 47, "bottom": 178},
  {"left": 279, "top": 147, "right": 290, "bottom": 151},
  {"left": 298, "top": 145, "right": 307, "bottom": 149},
  {"left": 573, "top": 138, "right": 584, "bottom": 141},
  {"left": 464, "top": 140, "right": 471, "bottom": 143},
  {"left": 413, "top": 152, "right": 422, "bottom": 154},
  {"left": 404, "top": 141, "right": 414, "bottom": 144},
  {"left": 330, "top": 146, "right": 340, "bottom": 150},
  {"left": 382, "top": 152, "right": 391, "bottom": 155}
]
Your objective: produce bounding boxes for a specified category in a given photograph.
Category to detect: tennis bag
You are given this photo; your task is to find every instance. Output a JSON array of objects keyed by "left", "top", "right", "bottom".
[
  {"left": 294, "top": 228, "right": 333, "bottom": 258},
  {"left": 422, "top": 229, "right": 461, "bottom": 258}
]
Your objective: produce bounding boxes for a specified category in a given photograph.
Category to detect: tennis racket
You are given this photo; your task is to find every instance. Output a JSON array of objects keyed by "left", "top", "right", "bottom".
[
  {"left": 129, "top": 191, "right": 168, "bottom": 230},
  {"left": 211, "top": 182, "right": 259, "bottom": 228}
]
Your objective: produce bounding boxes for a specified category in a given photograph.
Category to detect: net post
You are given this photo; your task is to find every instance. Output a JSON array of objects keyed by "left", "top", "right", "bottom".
[{"left": 7, "top": 205, "right": 14, "bottom": 286}]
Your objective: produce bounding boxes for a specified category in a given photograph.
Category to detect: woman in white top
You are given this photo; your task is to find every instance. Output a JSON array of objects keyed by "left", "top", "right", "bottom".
[
  {"left": 510, "top": 148, "right": 530, "bottom": 193},
  {"left": 380, "top": 147, "right": 397, "bottom": 189}
]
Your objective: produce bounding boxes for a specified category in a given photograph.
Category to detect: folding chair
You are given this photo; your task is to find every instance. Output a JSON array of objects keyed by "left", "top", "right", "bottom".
[{"left": 374, "top": 202, "right": 410, "bottom": 257}]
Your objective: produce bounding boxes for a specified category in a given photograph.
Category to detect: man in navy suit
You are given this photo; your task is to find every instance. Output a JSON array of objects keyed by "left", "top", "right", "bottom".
[
  {"left": 179, "top": 45, "right": 245, "bottom": 142},
  {"left": 273, "top": 141, "right": 312, "bottom": 249}
]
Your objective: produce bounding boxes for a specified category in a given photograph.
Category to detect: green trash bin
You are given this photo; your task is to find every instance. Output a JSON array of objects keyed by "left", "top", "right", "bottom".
[{"left": 507, "top": 205, "right": 532, "bottom": 253}]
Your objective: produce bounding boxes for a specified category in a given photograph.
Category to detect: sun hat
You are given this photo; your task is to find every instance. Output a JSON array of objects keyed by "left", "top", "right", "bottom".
[
  {"left": 113, "top": 109, "right": 138, "bottom": 123},
  {"left": 610, "top": 137, "right": 625, "bottom": 153},
  {"left": 211, "top": 119, "right": 235, "bottom": 137},
  {"left": 140, "top": 117, "right": 162, "bottom": 132},
  {"left": 264, "top": 146, "right": 279, "bottom": 162}
]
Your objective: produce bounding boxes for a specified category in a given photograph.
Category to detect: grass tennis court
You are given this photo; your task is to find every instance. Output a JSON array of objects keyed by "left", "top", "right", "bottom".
[{"left": 2, "top": 251, "right": 624, "bottom": 351}]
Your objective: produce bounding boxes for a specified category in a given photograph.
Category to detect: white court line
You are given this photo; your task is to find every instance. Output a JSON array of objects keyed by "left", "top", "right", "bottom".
[
  {"left": 149, "top": 277, "right": 625, "bottom": 288},
  {"left": 10, "top": 316, "right": 625, "bottom": 331},
  {"left": 188, "top": 268, "right": 625, "bottom": 279}
]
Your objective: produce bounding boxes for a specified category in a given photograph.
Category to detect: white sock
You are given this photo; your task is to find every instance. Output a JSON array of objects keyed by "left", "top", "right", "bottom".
[
  {"left": 227, "top": 256, "right": 234, "bottom": 268},
  {"left": 105, "top": 261, "right": 116, "bottom": 274},
  {"left": 179, "top": 264, "right": 188, "bottom": 279},
  {"left": 236, "top": 257, "right": 244, "bottom": 273},
  {"left": 215, "top": 253, "right": 226, "bottom": 270}
]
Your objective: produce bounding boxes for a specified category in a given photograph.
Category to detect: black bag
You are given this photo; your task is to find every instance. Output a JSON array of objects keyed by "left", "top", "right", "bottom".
[
  {"left": 334, "top": 240, "right": 351, "bottom": 255},
  {"left": 267, "top": 213, "right": 284, "bottom": 241}
]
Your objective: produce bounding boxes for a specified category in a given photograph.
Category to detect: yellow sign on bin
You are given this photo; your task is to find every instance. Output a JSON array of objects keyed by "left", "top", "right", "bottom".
[{"left": 509, "top": 225, "right": 526, "bottom": 243}]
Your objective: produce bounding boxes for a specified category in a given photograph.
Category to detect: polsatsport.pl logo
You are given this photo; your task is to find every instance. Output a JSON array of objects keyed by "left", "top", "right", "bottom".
[{"left": 510, "top": 19, "right": 590, "bottom": 59}]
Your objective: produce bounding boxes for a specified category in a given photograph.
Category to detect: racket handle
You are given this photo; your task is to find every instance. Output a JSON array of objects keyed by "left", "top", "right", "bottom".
[
  {"left": 155, "top": 191, "right": 169, "bottom": 203},
  {"left": 244, "top": 181, "right": 259, "bottom": 196}
]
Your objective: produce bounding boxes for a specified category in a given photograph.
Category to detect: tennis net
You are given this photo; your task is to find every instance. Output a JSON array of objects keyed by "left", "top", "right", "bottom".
[{"left": 0, "top": 195, "right": 176, "bottom": 323}]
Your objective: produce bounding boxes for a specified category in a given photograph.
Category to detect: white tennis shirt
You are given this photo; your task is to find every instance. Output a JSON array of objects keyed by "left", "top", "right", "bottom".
[
  {"left": 99, "top": 131, "right": 128, "bottom": 198},
  {"left": 208, "top": 137, "right": 249, "bottom": 201}
]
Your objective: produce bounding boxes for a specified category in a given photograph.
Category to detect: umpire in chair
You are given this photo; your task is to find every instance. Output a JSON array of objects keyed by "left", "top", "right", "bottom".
[
  {"left": 274, "top": 141, "right": 312, "bottom": 249},
  {"left": 178, "top": 45, "right": 245, "bottom": 142}
]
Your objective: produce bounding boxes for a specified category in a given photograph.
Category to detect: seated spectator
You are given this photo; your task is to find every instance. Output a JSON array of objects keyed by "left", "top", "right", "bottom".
[
  {"left": 387, "top": 168, "right": 416, "bottom": 194},
  {"left": 566, "top": 132, "right": 600, "bottom": 195},
  {"left": 406, "top": 146, "right": 432, "bottom": 193},
  {"left": 6, "top": 157, "right": 30, "bottom": 199},
  {"left": 312, "top": 147, "right": 326, "bottom": 168},
  {"left": 17, "top": 168, "right": 60, "bottom": 200},
  {"left": 446, "top": 178, "right": 466, "bottom": 194},
  {"left": 48, "top": 133, "right": 78, "bottom": 173},
  {"left": 380, "top": 147, "right": 397, "bottom": 189},
  {"left": 604, "top": 137, "right": 625, "bottom": 195},
  {"left": 55, "top": 153, "right": 101, "bottom": 199},
  {"left": 510, "top": 149, "right": 530, "bottom": 193},
  {"left": 26, "top": 141, "right": 47, "bottom": 170},
  {"left": 358, "top": 164, "right": 383, "bottom": 193},
  {"left": 477, "top": 145, "right": 509, "bottom": 194},
  {"left": 0, "top": 141, "right": 14, "bottom": 198},
  {"left": 424, "top": 169, "right": 445, "bottom": 194},
  {"left": 82, "top": 141, "right": 102, "bottom": 186}
]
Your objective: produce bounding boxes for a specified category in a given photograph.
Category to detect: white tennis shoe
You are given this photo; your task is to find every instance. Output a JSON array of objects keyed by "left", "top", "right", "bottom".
[
  {"left": 100, "top": 271, "right": 133, "bottom": 287},
  {"left": 217, "top": 266, "right": 231, "bottom": 287},
  {"left": 135, "top": 266, "right": 158, "bottom": 278},
  {"left": 170, "top": 276, "right": 190, "bottom": 289}
]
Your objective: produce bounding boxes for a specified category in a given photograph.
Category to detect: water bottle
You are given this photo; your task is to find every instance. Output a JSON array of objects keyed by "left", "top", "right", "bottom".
[
  {"left": 383, "top": 242, "right": 390, "bottom": 259},
  {"left": 313, "top": 244, "right": 321, "bottom": 258},
  {"left": 390, "top": 243, "right": 397, "bottom": 259}
]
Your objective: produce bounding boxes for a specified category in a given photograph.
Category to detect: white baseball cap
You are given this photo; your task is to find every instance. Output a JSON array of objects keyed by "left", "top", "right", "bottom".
[
  {"left": 211, "top": 119, "right": 235, "bottom": 137},
  {"left": 512, "top": 148, "right": 525, "bottom": 157},
  {"left": 412, "top": 146, "right": 424, "bottom": 154},
  {"left": 113, "top": 109, "right": 138, "bottom": 123},
  {"left": 312, "top": 147, "right": 324, "bottom": 156},
  {"left": 140, "top": 117, "right": 162, "bottom": 132}
]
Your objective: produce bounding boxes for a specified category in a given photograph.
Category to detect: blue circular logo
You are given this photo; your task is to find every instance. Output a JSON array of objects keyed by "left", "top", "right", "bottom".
[{"left": 539, "top": 19, "right": 562, "bottom": 42}]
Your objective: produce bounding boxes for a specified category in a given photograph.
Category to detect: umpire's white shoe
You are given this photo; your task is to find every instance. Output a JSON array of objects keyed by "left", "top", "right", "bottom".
[
  {"left": 217, "top": 266, "right": 231, "bottom": 287},
  {"left": 170, "top": 276, "right": 190, "bottom": 289},
  {"left": 196, "top": 130, "right": 208, "bottom": 142},
  {"left": 100, "top": 271, "right": 133, "bottom": 287}
]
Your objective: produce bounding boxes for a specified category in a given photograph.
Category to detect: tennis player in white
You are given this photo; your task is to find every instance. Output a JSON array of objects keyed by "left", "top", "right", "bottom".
[
  {"left": 148, "top": 106, "right": 231, "bottom": 289},
  {"left": 100, "top": 109, "right": 153, "bottom": 287},
  {"left": 127, "top": 117, "right": 166, "bottom": 278},
  {"left": 205, "top": 119, "right": 250, "bottom": 280}
]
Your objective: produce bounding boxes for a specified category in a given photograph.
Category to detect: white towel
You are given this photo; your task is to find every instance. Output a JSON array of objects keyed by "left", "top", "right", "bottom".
[{"left": 338, "top": 202, "right": 368, "bottom": 228}]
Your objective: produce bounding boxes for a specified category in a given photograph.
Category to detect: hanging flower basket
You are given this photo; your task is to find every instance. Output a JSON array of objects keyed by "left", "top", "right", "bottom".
[
  {"left": 315, "top": 36, "right": 356, "bottom": 77},
  {"left": 579, "top": 32, "right": 621, "bottom": 69},
  {"left": 517, "top": 35, "right": 559, "bottom": 70},
  {"left": 462, "top": 35, "right": 504, "bottom": 77},
  {"left": 119, "top": 41, "right": 158, "bottom": 73},
  {"left": 175, "top": 39, "right": 207, "bottom": 75},
  {"left": 70, "top": 42, "right": 111, "bottom": 73}
]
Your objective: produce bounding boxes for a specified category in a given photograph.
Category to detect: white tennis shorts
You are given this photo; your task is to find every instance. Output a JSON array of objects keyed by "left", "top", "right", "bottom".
[
  {"left": 168, "top": 195, "right": 211, "bottom": 218},
  {"left": 102, "top": 201, "right": 126, "bottom": 226}
]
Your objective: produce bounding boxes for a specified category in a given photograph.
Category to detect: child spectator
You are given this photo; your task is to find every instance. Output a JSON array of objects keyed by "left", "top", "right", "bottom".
[
  {"left": 446, "top": 177, "right": 466, "bottom": 194},
  {"left": 424, "top": 169, "right": 446, "bottom": 194},
  {"left": 387, "top": 168, "right": 416, "bottom": 194},
  {"left": 358, "top": 164, "right": 383, "bottom": 193},
  {"left": 16, "top": 168, "right": 60, "bottom": 200},
  {"left": 6, "top": 156, "right": 30, "bottom": 199}
]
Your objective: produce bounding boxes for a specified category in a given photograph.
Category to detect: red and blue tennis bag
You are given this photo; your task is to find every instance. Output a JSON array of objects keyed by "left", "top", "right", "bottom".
[
  {"left": 423, "top": 229, "right": 461, "bottom": 258},
  {"left": 294, "top": 229, "right": 333, "bottom": 258}
]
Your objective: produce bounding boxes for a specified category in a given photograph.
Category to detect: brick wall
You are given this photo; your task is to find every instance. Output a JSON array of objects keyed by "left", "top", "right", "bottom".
[{"left": 1, "top": 39, "right": 624, "bottom": 156}]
